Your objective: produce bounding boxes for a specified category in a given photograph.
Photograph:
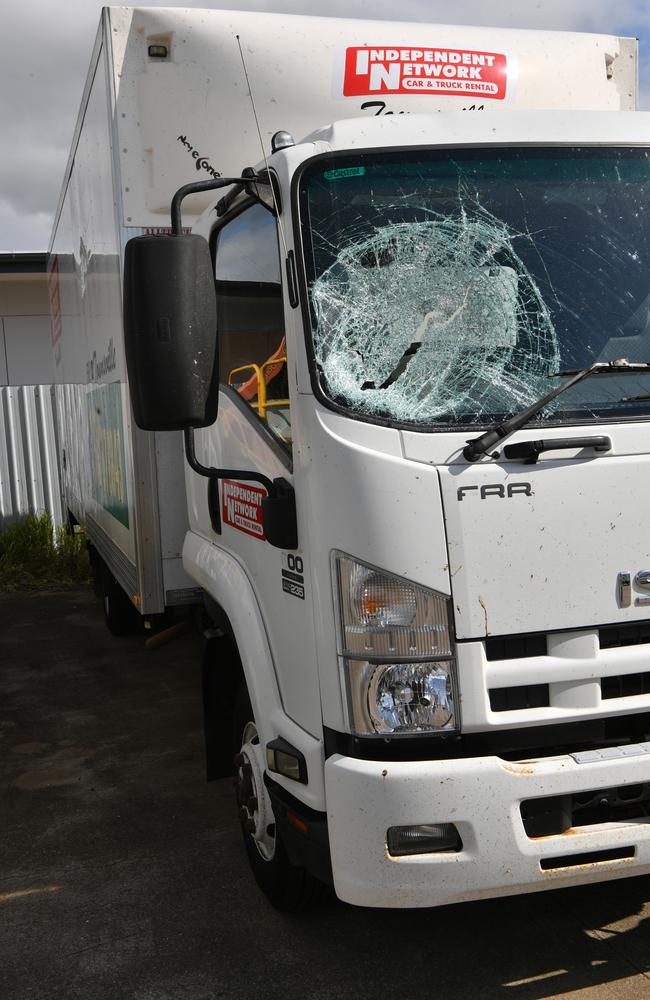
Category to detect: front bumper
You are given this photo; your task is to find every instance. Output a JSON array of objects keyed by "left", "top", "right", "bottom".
[{"left": 325, "top": 746, "right": 650, "bottom": 908}]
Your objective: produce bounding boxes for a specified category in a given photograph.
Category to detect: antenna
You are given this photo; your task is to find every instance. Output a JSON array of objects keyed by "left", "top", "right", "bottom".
[{"left": 236, "top": 34, "right": 288, "bottom": 256}]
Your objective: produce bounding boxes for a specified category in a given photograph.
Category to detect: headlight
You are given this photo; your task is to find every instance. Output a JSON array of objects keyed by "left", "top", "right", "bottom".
[{"left": 334, "top": 554, "right": 459, "bottom": 736}]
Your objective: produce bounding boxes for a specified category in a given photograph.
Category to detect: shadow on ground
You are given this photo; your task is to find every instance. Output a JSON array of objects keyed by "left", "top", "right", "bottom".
[{"left": 1, "top": 590, "right": 650, "bottom": 1000}]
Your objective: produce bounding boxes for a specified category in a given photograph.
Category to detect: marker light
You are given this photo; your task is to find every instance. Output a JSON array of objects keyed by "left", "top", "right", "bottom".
[
  {"left": 336, "top": 555, "right": 452, "bottom": 659},
  {"left": 265, "top": 738, "right": 308, "bottom": 784},
  {"left": 271, "top": 130, "right": 295, "bottom": 153},
  {"left": 351, "top": 563, "right": 417, "bottom": 629}
]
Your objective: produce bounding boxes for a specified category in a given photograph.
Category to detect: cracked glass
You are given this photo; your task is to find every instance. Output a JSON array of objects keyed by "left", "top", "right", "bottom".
[{"left": 300, "top": 148, "right": 650, "bottom": 428}]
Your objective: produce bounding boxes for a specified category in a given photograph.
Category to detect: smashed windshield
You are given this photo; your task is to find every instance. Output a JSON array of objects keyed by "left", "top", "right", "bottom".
[{"left": 299, "top": 148, "right": 650, "bottom": 428}]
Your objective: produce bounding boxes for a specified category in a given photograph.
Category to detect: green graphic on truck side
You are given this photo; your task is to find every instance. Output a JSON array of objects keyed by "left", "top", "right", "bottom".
[{"left": 87, "top": 382, "right": 129, "bottom": 528}]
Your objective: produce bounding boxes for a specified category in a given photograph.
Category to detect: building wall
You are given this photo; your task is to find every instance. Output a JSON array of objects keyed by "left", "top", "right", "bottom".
[
  {"left": 0, "top": 267, "right": 54, "bottom": 387},
  {"left": 0, "top": 255, "right": 63, "bottom": 529}
]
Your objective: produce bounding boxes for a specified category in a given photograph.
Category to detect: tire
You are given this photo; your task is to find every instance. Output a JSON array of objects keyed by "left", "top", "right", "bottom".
[
  {"left": 88, "top": 545, "right": 104, "bottom": 600},
  {"left": 233, "top": 684, "right": 329, "bottom": 912},
  {"left": 102, "top": 575, "right": 142, "bottom": 636}
]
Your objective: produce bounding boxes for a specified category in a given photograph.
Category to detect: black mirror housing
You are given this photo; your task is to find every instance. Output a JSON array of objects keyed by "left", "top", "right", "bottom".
[
  {"left": 262, "top": 478, "right": 298, "bottom": 549},
  {"left": 124, "top": 234, "right": 218, "bottom": 430}
]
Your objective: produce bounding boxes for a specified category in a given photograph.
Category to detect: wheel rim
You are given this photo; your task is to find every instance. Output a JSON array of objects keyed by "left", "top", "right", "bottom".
[{"left": 236, "top": 721, "right": 276, "bottom": 861}]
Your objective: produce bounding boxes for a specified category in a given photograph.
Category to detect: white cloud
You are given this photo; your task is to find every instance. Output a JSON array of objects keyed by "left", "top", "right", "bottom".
[
  {"left": 0, "top": 199, "right": 53, "bottom": 253},
  {"left": 1, "top": 0, "right": 649, "bottom": 250}
]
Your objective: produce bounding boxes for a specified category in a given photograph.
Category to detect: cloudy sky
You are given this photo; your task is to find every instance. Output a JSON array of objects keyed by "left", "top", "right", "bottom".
[{"left": 1, "top": 0, "right": 649, "bottom": 251}]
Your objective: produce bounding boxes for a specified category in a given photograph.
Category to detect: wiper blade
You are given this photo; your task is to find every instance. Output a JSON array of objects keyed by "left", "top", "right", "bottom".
[
  {"left": 551, "top": 360, "right": 650, "bottom": 377},
  {"left": 463, "top": 359, "right": 650, "bottom": 463}
]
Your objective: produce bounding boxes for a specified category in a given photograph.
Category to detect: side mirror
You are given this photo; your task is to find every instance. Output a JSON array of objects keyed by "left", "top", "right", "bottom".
[{"left": 123, "top": 234, "right": 218, "bottom": 430}]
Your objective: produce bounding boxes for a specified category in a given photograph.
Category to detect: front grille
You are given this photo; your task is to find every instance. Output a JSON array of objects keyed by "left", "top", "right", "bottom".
[
  {"left": 485, "top": 620, "right": 650, "bottom": 663},
  {"left": 484, "top": 620, "right": 650, "bottom": 715},
  {"left": 489, "top": 684, "right": 549, "bottom": 712},
  {"left": 485, "top": 634, "right": 547, "bottom": 661},
  {"left": 599, "top": 621, "right": 650, "bottom": 649},
  {"left": 602, "top": 672, "right": 650, "bottom": 700}
]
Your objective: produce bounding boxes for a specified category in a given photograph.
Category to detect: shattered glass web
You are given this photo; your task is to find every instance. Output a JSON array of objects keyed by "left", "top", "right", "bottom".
[{"left": 311, "top": 195, "right": 560, "bottom": 424}]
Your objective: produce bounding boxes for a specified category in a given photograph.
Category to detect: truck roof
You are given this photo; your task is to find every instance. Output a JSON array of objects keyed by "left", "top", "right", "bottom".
[{"left": 297, "top": 110, "right": 650, "bottom": 156}]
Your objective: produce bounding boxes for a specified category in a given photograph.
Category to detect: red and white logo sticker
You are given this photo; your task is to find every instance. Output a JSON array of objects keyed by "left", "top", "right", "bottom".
[
  {"left": 343, "top": 46, "right": 507, "bottom": 100},
  {"left": 222, "top": 480, "right": 266, "bottom": 540}
]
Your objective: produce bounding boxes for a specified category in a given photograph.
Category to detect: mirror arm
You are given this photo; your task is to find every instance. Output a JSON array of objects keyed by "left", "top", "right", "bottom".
[
  {"left": 171, "top": 174, "right": 270, "bottom": 235},
  {"left": 183, "top": 427, "right": 275, "bottom": 494}
]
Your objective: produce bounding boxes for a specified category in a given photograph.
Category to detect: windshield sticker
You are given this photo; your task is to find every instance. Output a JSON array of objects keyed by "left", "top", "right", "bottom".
[
  {"left": 310, "top": 196, "right": 560, "bottom": 425},
  {"left": 222, "top": 480, "right": 266, "bottom": 539},
  {"left": 324, "top": 166, "right": 367, "bottom": 181},
  {"left": 343, "top": 47, "right": 508, "bottom": 100}
]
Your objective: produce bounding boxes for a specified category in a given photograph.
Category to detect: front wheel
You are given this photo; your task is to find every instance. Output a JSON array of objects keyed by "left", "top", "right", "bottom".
[{"left": 233, "top": 685, "right": 328, "bottom": 912}]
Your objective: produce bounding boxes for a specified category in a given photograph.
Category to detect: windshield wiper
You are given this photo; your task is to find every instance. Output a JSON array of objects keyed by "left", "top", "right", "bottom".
[{"left": 463, "top": 359, "right": 650, "bottom": 462}]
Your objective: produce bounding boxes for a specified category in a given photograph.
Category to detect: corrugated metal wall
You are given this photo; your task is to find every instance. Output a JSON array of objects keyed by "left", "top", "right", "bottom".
[{"left": 0, "top": 385, "right": 64, "bottom": 532}]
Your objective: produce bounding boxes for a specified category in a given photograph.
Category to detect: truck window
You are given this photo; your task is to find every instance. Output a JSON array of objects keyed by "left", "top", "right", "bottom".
[{"left": 214, "top": 203, "right": 291, "bottom": 449}]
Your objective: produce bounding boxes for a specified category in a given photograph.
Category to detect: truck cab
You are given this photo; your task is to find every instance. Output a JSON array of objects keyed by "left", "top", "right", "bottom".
[{"left": 126, "top": 109, "right": 650, "bottom": 908}]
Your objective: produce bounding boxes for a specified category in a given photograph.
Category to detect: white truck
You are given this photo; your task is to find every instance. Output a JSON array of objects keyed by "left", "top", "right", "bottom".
[{"left": 51, "top": 7, "right": 650, "bottom": 910}]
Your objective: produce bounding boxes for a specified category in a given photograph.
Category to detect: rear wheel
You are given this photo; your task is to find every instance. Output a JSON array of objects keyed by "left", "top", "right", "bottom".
[
  {"left": 233, "top": 685, "right": 328, "bottom": 911},
  {"left": 102, "top": 574, "right": 142, "bottom": 636}
]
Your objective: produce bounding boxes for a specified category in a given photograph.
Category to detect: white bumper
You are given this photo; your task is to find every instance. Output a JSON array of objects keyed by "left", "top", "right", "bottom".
[{"left": 325, "top": 748, "right": 650, "bottom": 908}]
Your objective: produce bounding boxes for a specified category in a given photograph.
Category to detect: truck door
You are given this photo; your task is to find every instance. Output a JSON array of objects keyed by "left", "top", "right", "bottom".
[{"left": 190, "top": 200, "right": 322, "bottom": 737}]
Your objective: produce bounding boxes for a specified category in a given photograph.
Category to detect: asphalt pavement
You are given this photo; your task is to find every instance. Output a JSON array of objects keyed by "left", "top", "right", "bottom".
[{"left": 2, "top": 589, "right": 650, "bottom": 1000}]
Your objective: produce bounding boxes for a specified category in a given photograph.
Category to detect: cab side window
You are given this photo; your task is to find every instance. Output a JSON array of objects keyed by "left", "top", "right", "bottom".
[{"left": 214, "top": 203, "right": 291, "bottom": 448}]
